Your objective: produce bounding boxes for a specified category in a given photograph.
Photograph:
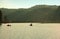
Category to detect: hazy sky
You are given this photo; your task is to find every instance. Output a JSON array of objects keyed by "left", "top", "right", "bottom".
[{"left": 0, "top": 0, "right": 60, "bottom": 8}]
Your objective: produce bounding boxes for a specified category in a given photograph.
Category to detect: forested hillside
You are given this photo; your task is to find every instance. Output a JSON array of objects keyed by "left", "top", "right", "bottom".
[{"left": 0, "top": 5, "right": 60, "bottom": 23}]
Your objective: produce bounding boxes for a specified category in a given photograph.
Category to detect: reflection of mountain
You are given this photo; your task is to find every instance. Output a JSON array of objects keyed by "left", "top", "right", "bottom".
[{"left": 0, "top": 5, "right": 60, "bottom": 23}]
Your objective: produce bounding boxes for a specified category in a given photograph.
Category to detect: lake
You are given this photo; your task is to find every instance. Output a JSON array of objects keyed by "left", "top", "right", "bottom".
[{"left": 0, "top": 23, "right": 60, "bottom": 39}]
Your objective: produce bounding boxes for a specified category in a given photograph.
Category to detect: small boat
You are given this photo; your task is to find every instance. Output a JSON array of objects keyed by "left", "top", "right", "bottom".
[
  {"left": 7, "top": 24, "right": 11, "bottom": 26},
  {"left": 30, "top": 23, "right": 32, "bottom": 26}
]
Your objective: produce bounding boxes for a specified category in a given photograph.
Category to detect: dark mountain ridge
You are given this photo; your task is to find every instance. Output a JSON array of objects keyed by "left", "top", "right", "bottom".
[{"left": 0, "top": 5, "right": 60, "bottom": 23}]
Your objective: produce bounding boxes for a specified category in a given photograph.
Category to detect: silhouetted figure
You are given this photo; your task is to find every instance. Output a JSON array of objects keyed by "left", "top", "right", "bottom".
[
  {"left": 30, "top": 23, "right": 32, "bottom": 26},
  {"left": 0, "top": 10, "right": 2, "bottom": 25}
]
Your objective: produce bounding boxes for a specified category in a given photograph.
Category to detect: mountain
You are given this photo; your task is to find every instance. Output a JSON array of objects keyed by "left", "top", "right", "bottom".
[
  {"left": 0, "top": 5, "right": 60, "bottom": 23},
  {"left": 51, "top": 6, "right": 60, "bottom": 22}
]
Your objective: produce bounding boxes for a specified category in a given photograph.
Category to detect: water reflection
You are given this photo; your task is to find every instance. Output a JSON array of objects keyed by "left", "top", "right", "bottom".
[{"left": 0, "top": 23, "right": 60, "bottom": 39}]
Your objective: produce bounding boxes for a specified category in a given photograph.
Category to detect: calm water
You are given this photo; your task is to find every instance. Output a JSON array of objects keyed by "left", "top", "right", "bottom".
[{"left": 0, "top": 23, "right": 60, "bottom": 39}]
